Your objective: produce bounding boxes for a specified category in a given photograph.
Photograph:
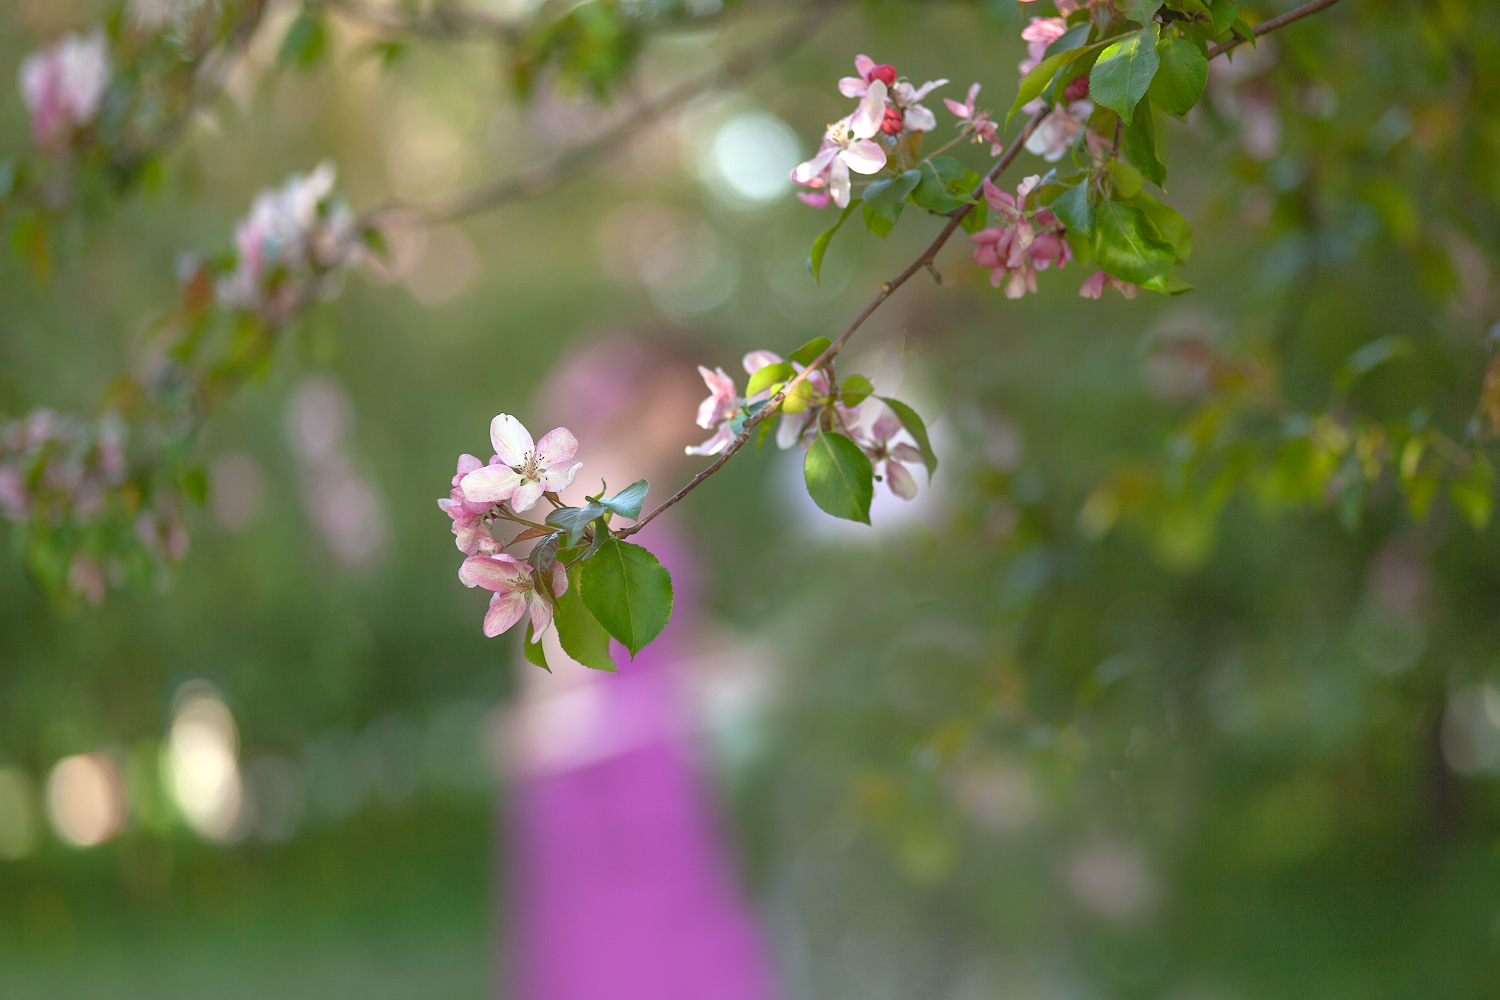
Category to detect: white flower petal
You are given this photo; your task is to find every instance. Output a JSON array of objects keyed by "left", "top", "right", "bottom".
[
  {"left": 510, "top": 479, "right": 546, "bottom": 513},
  {"left": 850, "top": 80, "right": 888, "bottom": 139},
  {"left": 489, "top": 414, "right": 534, "bottom": 468},
  {"left": 534, "top": 426, "right": 578, "bottom": 468},
  {"left": 460, "top": 465, "right": 522, "bottom": 504}
]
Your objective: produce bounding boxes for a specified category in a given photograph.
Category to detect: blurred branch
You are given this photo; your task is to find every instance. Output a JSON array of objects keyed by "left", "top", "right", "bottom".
[
  {"left": 617, "top": 109, "right": 1053, "bottom": 540},
  {"left": 372, "top": 0, "right": 842, "bottom": 226},
  {"left": 1206, "top": 0, "right": 1344, "bottom": 58}
]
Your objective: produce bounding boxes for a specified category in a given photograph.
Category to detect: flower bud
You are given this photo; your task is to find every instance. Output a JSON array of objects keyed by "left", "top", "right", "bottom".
[
  {"left": 1063, "top": 77, "right": 1090, "bottom": 102},
  {"left": 870, "top": 64, "right": 898, "bottom": 87},
  {"left": 881, "top": 106, "right": 904, "bottom": 136}
]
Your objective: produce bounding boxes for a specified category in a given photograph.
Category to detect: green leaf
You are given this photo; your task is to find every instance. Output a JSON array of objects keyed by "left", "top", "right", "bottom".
[
  {"left": 808, "top": 200, "right": 859, "bottom": 283},
  {"left": 360, "top": 225, "right": 390, "bottom": 262},
  {"left": 747, "top": 362, "right": 796, "bottom": 397},
  {"left": 1208, "top": 0, "right": 1238, "bottom": 38},
  {"left": 1230, "top": 12, "right": 1256, "bottom": 46},
  {"left": 597, "top": 479, "right": 649, "bottom": 520},
  {"left": 182, "top": 467, "right": 208, "bottom": 506},
  {"left": 1123, "top": 99, "right": 1166, "bottom": 187},
  {"left": 1450, "top": 456, "right": 1494, "bottom": 530},
  {"left": 278, "top": 12, "right": 327, "bottom": 70},
  {"left": 960, "top": 200, "right": 990, "bottom": 233},
  {"left": 862, "top": 203, "right": 895, "bottom": 238},
  {"left": 804, "top": 433, "right": 874, "bottom": 524},
  {"left": 910, "top": 162, "right": 967, "bottom": 215},
  {"left": 865, "top": 170, "right": 923, "bottom": 223},
  {"left": 1009, "top": 46, "right": 1087, "bottom": 124},
  {"left": 927, "top": 157, "right": 966, "bottom": 183},
  {"left": 1140, "top": 271, "right": 1195, "bottom": 295},
  {"left": 1148, "top": 36, "right": 1208, "bottom": 116},
  {"left": 1093, "top": 200, "right": 1175, "bottom": 286},
  {"left": 554, "top": 565, "right": 616, "bottom": 671},
  {"left": 1110, "top": 160, "right": 1143, "bottom": 199},
  {"left": 781, "top": 379, "right": 814, "bottom": 414},
  {"left": 1089, "top": 24, "right": 1160, "bottom": 125},
  {"left": 1124, "top": 190, "right": 1191, "bottom": 261},
  {"left": 787, "top": 337, "right": 832, "bottom": 368},
  {"left": 841, "top": 375, "right": 874, "bottom": 408},
  {"left": 547, "top": 505, "right": 604, "bottom": 547},
  {"left": 1126, "top": 0, "right": 1164, "bottom": 26},
  {"left": 754, "top": 416, "right": 776, "bottom": 454},
  {"left": 878, "top": 397, "right": 939, "bottom": 477},
  {"left": 1051, "top": 183, "right": 1095, "bottom": 238},
  {"left": 580, "top": 538, "right": 673, "bottom": 658},
  {"left": 1334, "top": 336, "right": 1412, "bottom": 393},
  {"left": 522, "top": 622, "right": 550, "bottom": 670}
]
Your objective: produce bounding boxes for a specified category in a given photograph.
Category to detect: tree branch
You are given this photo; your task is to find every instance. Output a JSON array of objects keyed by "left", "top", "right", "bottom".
[
  {"left": 1207, "top": 0, "right": 1344, "bottom": 59},
  {"left": 617, "top": 109, "right": 1052, "bottom": 540},
  {"left": 369, "top": 0, "right": 841, "bottom": 226},
  {"left": 618, "top": 0, "right": 1352, "bottom": 541}
]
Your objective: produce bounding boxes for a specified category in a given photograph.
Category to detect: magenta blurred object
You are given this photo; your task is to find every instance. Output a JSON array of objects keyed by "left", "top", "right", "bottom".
[{"left": 507, "top": 528, "right": 777, "bottom": 1000}]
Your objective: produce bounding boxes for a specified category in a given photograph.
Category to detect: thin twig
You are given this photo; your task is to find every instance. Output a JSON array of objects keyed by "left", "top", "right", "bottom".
[
  {"left": 618, "top": 109, "right": 1052, "bottom": 540},
  {"left": 1207, "top": 0, "right": 1344, "bottom": 58},
  {"left": 371, "top": 0, "right": 841, "bottom": 226},
  {"left": 618, "top": 0, "right": 1351, "bottom": 540}
]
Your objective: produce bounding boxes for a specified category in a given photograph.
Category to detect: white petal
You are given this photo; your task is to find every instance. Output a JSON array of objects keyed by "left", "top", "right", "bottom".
[
  {"left": 534, "top": 426, "right": 578, "bottom": 468},
  {"left": 685, "top": 425, "right": 732, "bottom": 457},
  {"left": 903, "top": 105, "right": 937, "bottom": 132},
  {"left": 777, "top": 413, "right": 806, "bottom": 450},
  {"left": 886, "top": 461, "right": 918, "bottom": 500},
  {"left": 838, "top": 77, "right": 869, "bottom": 99},
  {"left": 908, "top": 79, "right": 948, "bottom": 102},
  {"left": 850, "top": 80, "right": 887, "bottom": 139},
  {"left": 489, "top": 414, "right": 534, "bottom": 468},
  {"left": 742, "top": 350, "right": 783, "bottom": 375},
  {"left": 510, "top": 479, "right": 546, "bottom": 512},
  {"left": 460, "top": 465, "right": 522, "bottom": 504},
  {"left": 792, "top": 147, "right": 838, "bottom": 184},
  {"left": 829, "top": 158, "right": 852, "bottom": 208},
  {"left": 538, "top": 460, "right": 583, "bottom": 493},
  {"left": 528, "top": 593, "right": 554, "bottom": 636},
  {"left": 842, "top": 140, "right": 887, "bottom": 175},
  {"left": 550, "top": 561, "right": 568, "bottom": 598}
]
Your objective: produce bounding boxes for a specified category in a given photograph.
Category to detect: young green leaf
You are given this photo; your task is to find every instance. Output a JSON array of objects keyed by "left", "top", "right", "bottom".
[
  {"left": 1051, "top": 183, "right": 1095, "bottom": 238},
  {"left": 804, "top": 432, "right": 874, "bottom": 524},
  {"left": 866, "top": 169, "right": 924, "bottom": 223},
  {"left": 1093, "top": 200, "right": 1175, "bottom": 285},
  {"left": 808, "top": 200, "right": 859, "bottom": 283},
  {"left": 1148, "top": 36, "right": 1208, "bottom": 116},
  {"left": 747, "top": 362, "right": 796, "bottom": 397},
  {"left": 862, "top": 203, "right": 895, "bottom": 238},
  {"left": 547, "top": 505, "right": 604, "bottom": 547},
  {"left": 781, "top": 379, "right": 815, "bottom": 414},
  {"left": 278, "top": 12, "right": 327, "bottom": 70},
  {"left": 787, "top": 337, "right": 832, "bottom": 368},
  {"left": 841, "top": 375, "right": 874, "bottom": 408},
  {"left": 1126, "top": 0, "right": 1164, "bottom": 26},
  {"left": 927, "top": 157, "right": 967, "bottom": 183},
  {"left": 878, "top": 397, "right": 938, "bottom": 477},
  {"left": 1123, "top": 99, "right": 1166, "bottom": 188},
  {"left": 580, "top": 538, "right": 673, "bottom": 658},
  {"left": 1125, "top": 190, "right": 1191, "bottom": 262},
  {"left": 1334, "top": 336, "right": 1412, "bottom": 393},
  {"left": 554, "top": 565, "right": 616, "bottom": 671},
  {"left": 522, "top": 622, "right": 551, "bottom": 670},
  {"left": 960, "top": 200, "right": 990, "bottom": 233},
  {"left": 1110, "top": 160, "right": 1143, "bottom": 199},
  {"left": 1450, "top": 456, "right": 1494, "bottom": 530},
  {"left": 1009, "top": 46, "right": 1088, "bottom": 124},
  {"left": 182, "top": 467, "right": 208, "bottom": 506},
  {"left": 597, "top": 479, "right": 649, "bottom": 521},
  {"left": 910, "top": 162, "right": 967, "bottom": 215},
  {"left": 1208, "top": 0, "right": 1238, "bottom": 38},
  {"left": 1089, "top": 24, "right": 1160, "bottom": 125}
]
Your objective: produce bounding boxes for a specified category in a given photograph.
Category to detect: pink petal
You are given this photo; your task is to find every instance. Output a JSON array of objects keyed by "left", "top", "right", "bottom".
[
  {"left": 534, "top": 426, "right": 578, "bottom": 468},
  {"left": 891, "top": 443, "right": 924, "bottom": 464},
  {"left": 550, "top": 561, "right": 568, "bottom": 598},
  {"left": 841, "top": 140, "right": 887, "bottom": 175},
  {"left": 460, "top": 553, "right": 528, "bottom": 592},
  {"left": 798, "top": 190, "right": 832, "bottom": 209},
  {"left": 854, "top": 54, "right": 876, "bottom": 79},
  {"left": 484, "top": 591, "right": 528, "bottom": 637},
  {"left": 885, "top": 460, "right": 918, "bottom": 500},
  {"left": 538, "top": 460, "right": 583, "bottom": 493},
  {"left": 872, "top": 408, "right": 903, "bottom": 444},
  {"left": 742, "top": 350, "right": 783, "bottom": 375},
  {"left": 792, "top": 146, "right": 838, "bottom": 185},
  {"left": 907, "top": 79, "right": 948, "bottom": 102},
  {"left": 850, "top": 80, "right": 887, "bottom": 140},
  {"left": 528, "top": 593, "right": 554, "bottom": 636},
  {"left": 838, "top": 77, "right": 869, "bottom": 99},
  {"left": 489, "top": 414, "right": 534, "bottom": 468},
  {"left": 944, "top": 98, "right": 970, "bottom": 119},
  {"left": 983, "top": 179, "right": 1014, "bottom": 212},
  {"left": 685, "top": 424, "right": 732, "bottom": 457},
  {"left": 454, "top": 453, "right": 484, "bottom": 484},
  {"left": 967, "top": 82, "right": 981, "bottom": 105},
  {"left": 460, "top": 465, "right": 522, "bottom": 504},
  {"left": 510, "top": 479, "right": 546, "bottom": 513}
]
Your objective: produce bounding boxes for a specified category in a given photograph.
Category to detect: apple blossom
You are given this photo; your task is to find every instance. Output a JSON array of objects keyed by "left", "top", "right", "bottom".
[
  {"left": 792, "top": 80, "right": 889, "bottom": 209},
  {"left": 19, "top": 31, "right": 110, "bottom": 151},
  {"left": 1019, "top": 17, "right": 1069, "bottom": 77},
  {"left": 791, "top": 139, "right": 836, "bottom": 208},
  {"left": 1024, "top": 99, "right": 1096, "bottom": 162},
  {"left": 687, "top": 366, "right": 743, "bottom": 457},
  {"left": 945, "top": 83, "right": 1003, "bottom": 157},
  {"left": 838, "top": 55, "right": 898, "bottom": 99},
  {"left": 1078, "top": 270, "right": 1140, "bottom": 300},
  {"left": 437, "top": 454, "right": 498, "bottom": 553},
  {"left": 971, "top": 177, "right": 1072, "bottom": 299},
  {"left": 460, "top": 552, "right": 568, "bottom": 639},
  {"left": 459, "top": 415, "right": 583, "bottom": 513},
  {"left": 890, "top": 77, "right": 949, "bottom": 133},
  {"left": 864, "top": 406, "right": 924, "bottom": 501}
]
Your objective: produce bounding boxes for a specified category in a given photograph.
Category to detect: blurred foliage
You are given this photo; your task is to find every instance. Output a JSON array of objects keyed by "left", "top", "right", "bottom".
[{"left": 3, "top": 0, "right": 1500, "bottom": 997}]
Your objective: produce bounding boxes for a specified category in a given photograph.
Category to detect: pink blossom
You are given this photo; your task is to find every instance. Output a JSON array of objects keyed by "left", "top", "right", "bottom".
[
  {"left": 459, "top": 415, "right": 583, "bottom": 513},
  {"left": 740, "top": 350, "right": 833, "bottom": 450},
  {"left": 438, "top": 454, "right": 495, "bottom": 553},
  {"left": 890, "top": 77, "right": 949, "bottom": 133},
  {"left": 19, "top": 31, "right": 110, "bottom": 151},
  {"left": 1020, "top": 17, "right": 1069, "bottom": 76},
  {"left": 792, "top": 81, "right": 889, "bottom": 209},
  {"left": 686, "top": 366, "right": 742, "bottom": 458},
  {"left": 67, "top": 554, "right": 105, "bottom": 606},
  {"left": 1025, "top": 99, "right": 1095, "bottom": 162},
  {"left": 944, "top": 83, "right": 1003, "bottom": 156},
  {"left": 0, "top": 467, "right": 27, "bottom": 521},
  {"left": 791, "top": 140, "right": 836, "bottom": 207},
  {"left": 838, "top": 55, "right": 898, "bottom": 99},
  {"left": 865, "top": 406, "right": 924, "bottom": 500},
  {"left": 971, "top": 176, "right": 1071, "bottom": 299},
  {"left": 459, "top": 552, "right": 567, "bottom": 639},
  {"left": 1078, "top": 270, "right": 1139, "bottom": 299}
]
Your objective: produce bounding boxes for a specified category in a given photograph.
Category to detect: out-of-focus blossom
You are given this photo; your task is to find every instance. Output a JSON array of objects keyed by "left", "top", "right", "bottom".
[
  {"left": 687, "top": 367, "right": 742, "bottom": 458},
  {"left": 1019, "top": 17, "right": 1069, "bottom": 77},
  {"left": 19, "top": 31, "right": 110, "bottom": 151},
  {"left": 459, "top": 415, "right": 582, "bottom": 513},
  {"left": 1078, "top": 270, "right": 1139, "bottom": 300},
  {"left": 0, "top": 467, "right": 26, "bottom": 521},
  {"left": 838, "top": 55, "right": 898, "bottom": 99},
  {"left": 864, "top": 405, "right": 924, "bottom": 500},
  {"left": 792, "top": 81, "right": 889, "bottom": 209},
  {"left": 67, "top": 554, "right": 105, "bottom": 607},
  {"left": 460, "top": 552, "right": 566, "bottom": 639},
  {"left": 1025, "top": 100, "right": 1095, "bottom": 161},
  {"left": 217, "top": 162, "right": 361, "bottom": 322},
  {"left": 890, "top": 77, "right": 949, "bottom": 133},
  {"left": 971, "top": 177, "right": 1072, "bottom": 298},
  {"left": 791, "top": 139, "right": 835, "bottom": 208},
  {"left": 945, "top": 83, "right": 1003, "bottom": 156}
]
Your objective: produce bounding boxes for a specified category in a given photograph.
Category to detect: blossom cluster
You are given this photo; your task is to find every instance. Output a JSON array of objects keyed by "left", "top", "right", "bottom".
[
  {"left": 19, "top": 31, "right": 111, "bottom": 153},
  {"left": 216, "top": 162, "right": 362, "bottom": 323},
  {"left": 791, "top": 55, "right": 949, "bottom": 209},
  {"left": 971, "top": 175, "right": 1072, "bottom": 298},
  {"left": 688, "top": 353, "right": 926, "bottom": 501},
  {"left": 439, "top": 414, "right": 584, "bottom": 639}
]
